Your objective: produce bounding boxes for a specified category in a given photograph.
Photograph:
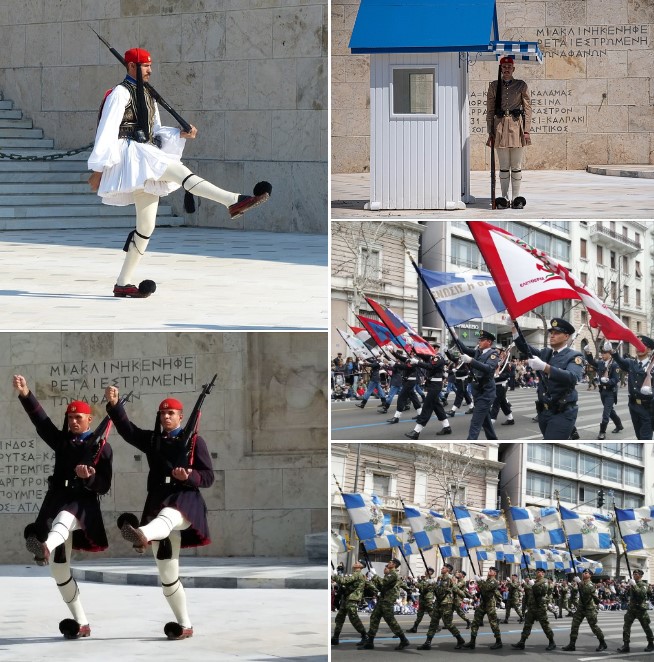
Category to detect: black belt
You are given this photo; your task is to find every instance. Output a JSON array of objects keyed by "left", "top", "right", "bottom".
[
  {"left": 629, "top": 395, "right": 652, "bottom": 406},
  {"left": 496, "top": 109, "right": 523, "bottom": 119},
  {"left": 119, "top": 126, "right": 162, "bottom": 148}
]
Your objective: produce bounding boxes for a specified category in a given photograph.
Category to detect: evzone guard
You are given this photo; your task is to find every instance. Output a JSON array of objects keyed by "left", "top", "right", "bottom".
[{"left": 89, "top": 44, "right": 271, "bottom": 298}]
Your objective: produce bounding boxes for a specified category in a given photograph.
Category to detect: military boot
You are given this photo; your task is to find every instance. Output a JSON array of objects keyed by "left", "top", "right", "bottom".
[
  {"left": 455, "top": 635, "right": 466, "bottom": 649},
  {"left": 645, "top": 640, "right": 654, "bottom": 652},
  {"left": 463, "top": 636, "right": 476, "bottom": 649},
  {"left": 362, "top": 636, "right": 375, "bottom": 649},
  {"left": 356, "top": 399, "right": 367, "bottom": 409},
  {"left": 562, "top": 642, "right": 576, "bottom": 651},
  {"left": 395, "top": 634, "right": 410, "bottom": 650},
  {"left": 331, "top": 635, "right": 339, "bottom": 645},
  {"left": 546, "top": 638, "right": 556, "bottom": 651},
  {"left": 406, "top": 625, "right": 418, "bottom": 633},
  {"left": 417, "top": 635, "right": 432, "bottom": 650},
  {"left": 596, "top": 640, "right": 607, "bottom": 651},
  {"left": 490, "top": 638, "right": 503, "bottom": 650},
  {"left": 511, "top": 640, "right": 526, "bottom": 650},
  {"left": 502, "top": 618, "right": 509, "bottom": 624},
  {"left": 617, "top": 643, "right": 630, "bottom": 653},
  {"left": 357, "top": 633, "right": 367, "bottom": 646}
]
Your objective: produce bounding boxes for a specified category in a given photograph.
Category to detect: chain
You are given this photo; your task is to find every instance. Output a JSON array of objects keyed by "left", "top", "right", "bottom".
[{"left": 0, "top": 143, "right": 94, "bottom": 162}]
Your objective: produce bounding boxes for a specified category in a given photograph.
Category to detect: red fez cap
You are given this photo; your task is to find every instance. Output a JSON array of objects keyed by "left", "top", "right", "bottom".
[
  {"left": 159, "top": 398, "right": 184, "bottom": 411},
  {"left": 66, "top": 400, "right": 91, "bottom": 415},
  {"left": 499, "top": 56, "right": 515, "bottom": 65},
  {"left": 124, "top": 48, "right": 152, "bottom": 65}
]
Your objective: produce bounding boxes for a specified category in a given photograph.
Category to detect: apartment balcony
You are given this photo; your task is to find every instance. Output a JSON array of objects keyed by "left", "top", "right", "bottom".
[{"left": 589, "top": 223, "right": 642, "bottom": 252}]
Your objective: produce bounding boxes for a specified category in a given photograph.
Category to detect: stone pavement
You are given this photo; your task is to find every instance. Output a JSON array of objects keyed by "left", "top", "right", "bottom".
[
  {"left": 331, "top": 168, "right": 654, "bottom": 219},
  {"left": 0, "top": 559, "right": 328, "bottom": 661},
  {"left": 0, "top": 227, "right": 327, "bottom": 331}
]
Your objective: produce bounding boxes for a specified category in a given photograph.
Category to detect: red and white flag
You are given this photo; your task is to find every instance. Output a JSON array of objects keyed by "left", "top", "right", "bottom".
[{"left": 467, "top": 221, "right": 646, "bottom": 352}]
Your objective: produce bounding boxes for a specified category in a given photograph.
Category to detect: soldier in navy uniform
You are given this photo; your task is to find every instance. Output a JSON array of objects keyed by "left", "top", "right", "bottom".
[
  {"left": 14, "top": 375, "right": 112, "bottom": 641},
  {"left": 404, "top": 345, "right": 452, "bottom": 439},
  {"left": 445, "top": 348, "right": 474, "bottom": 415},
  {"left": 456, "top": 330, "right": 500, "bottom": 440},
  {"left": 490, "top": 348, "right": 515, "bottom": 426},
  {"left": 386, "top": 350, "right": 423, "bottom": 424},
  {"left": 513, "top": 318, "right": 584, "bottom": 440},
  {"left": 105, "top": 385, "right": 214, "bottom": 640},
  {"left": 355, "top": 356, "right": 388, "bottom": 410},
  {"left": 583, "top": 344, "right": 624, "bottom": 439},
  {"left": 609, "top": 335, "right": 654, "bottom": 440},
  {"left": 378, "top": 357, "right": 404, "bottom": 414}
]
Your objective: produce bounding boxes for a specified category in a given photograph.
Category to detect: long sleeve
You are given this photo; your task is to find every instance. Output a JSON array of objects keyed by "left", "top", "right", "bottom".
[
  {"left": 18, "top": 391, "right": 61, "bottom": 451},
  {"left": 88, "top": 85, "right": 130, "bottom": 172}
]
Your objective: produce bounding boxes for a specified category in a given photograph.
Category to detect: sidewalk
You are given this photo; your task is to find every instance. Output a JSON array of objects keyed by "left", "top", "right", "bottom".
[
  {"left": 0, "top": 559, "right": 328, "bottom": 661},
  {"left": 331, "top": 167, "right": 654, "bottom": 219},
  {"left": 0, "top": 227, "right": 327, "bottom": 330}
]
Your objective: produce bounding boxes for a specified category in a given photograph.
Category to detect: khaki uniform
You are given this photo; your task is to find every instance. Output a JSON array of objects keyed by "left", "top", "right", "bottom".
[{"left": 486, "top": 79, "right": 532, "bottom": 148}]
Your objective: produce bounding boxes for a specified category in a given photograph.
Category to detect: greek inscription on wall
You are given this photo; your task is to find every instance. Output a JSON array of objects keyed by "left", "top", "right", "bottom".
[
  {"left": 536, "top": 25, "right": 649, "bottom": 58},
  {"left": 44, "top": 356, "right": 197, "bottom": 406},
  {"left": 0, "top": 440, "right": 53, "bottom": 513}
]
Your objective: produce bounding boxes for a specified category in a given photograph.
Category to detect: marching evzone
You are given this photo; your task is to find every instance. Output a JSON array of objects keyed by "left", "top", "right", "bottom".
[
  {"left": 562, "top": 572, "right": 607, "bottom": 652},
  {"left": 617, "top": 568, "right": 654, "bottom": 653},
  {"left": 104, "top": 385, "right": 214, "bottom": 640},
  {"left": 584, "top": 344, "right": 624, "bottom": 439},
  {"left": 464, "top": 566, "right": 504, "bottom": 650},
  {"left": 89, "top": 47, "right": 271, "bottom": 298},
  {"left": 486, "top": 56, "right": 532, "bottom": 209},
  {"left": 513, "top": 318, "right": 584, "bottom": 440},
  {"left": 386, "top": 350, "right": 423, "bottom": 425},
  {"left": 404, "top": 345, "right": 452, "bottom": 439},
  {"left": 490, "top": 348, "right": 515, "bottom": 426},
  {"left": 503, "top": 574, "right": 524, "bottom": 623},
  {"left": 511, "top": 569, "right": 556, "bottom": 651},
  {"left": 609, "top": 335, "right": 654, "bottom": 440},
  {"left": 331, "top": 561, "right": 368, "bottom": 646},
  {"left": 14, "top": 375, "right": 112, "bottom": 640}
]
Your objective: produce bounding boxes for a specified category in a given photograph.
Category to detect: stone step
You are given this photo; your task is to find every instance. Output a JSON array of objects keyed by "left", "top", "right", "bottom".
[
  {"left": 0, "top": 215, "right": 180, "bottom": 231},
  {"left": 0, "top": 110, "right": 22, "bottom": 119},
  {"left": 0, "top": 204, "right": 176, "bottom": 218},
  {"left": 0, "top": 171, "right": 87, "bottom": 183},
  {"left": 0, "top": 183, "right": 96, "bottom": 194},
  {"left": 0, "top": 149, "right": 90, "bottom": 160},
  {"left": 0, "top": 193, "right": 131, "bottom": 205},
  {"left": 0, "top": 159, "right": 91, "bottom": 172},
  {"left": 0, "top": 119, "right": 33, "bottom": 129},
  {"left": 0, "top": 128, "right": 43, "bottom": 138},
  {"left": 0, "top": 100, "right": 13, "bottom": 110},
  {"left": 0, "top": 138, "right": 55, "bottom": 149}
]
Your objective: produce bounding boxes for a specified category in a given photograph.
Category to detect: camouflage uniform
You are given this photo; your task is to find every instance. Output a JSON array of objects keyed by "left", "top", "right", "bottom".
[
  {"left": 454, "top": 578, "right": 473, "bottom": 627},
  {"left": 466, "top": 575, "right": 503, "bottom": 648},
  {"left": 569, "top": 583, "right": 579, "bottom": 612},
  {"left": 417, "top": 571, "right": 466, "bottom": 650},
  {"left": 563, "top": 579, "right": 606, "bottom": 650},
  {"left": 546, "top": 580, "right": 559, "bottom": 620},
  {"left": 619, "top": 576, "right": 654, "bottom": 651},
  {"left": 558, "top": 582, "right": 572, "bottom": 617},
  {"left": 513, "top": 576, "right": 555, "bottom": 649},
  {"left": 409, "top": 577, "right": 435, "bottom": 630},
  {"left": 504, "top": 578, "right": 524, "bottom": 622},
  {"left": 332, "top": 570, "right": 367, "bottom": 641},
  {"left": 366, "top": 570, "right": 405, "bottom": 639}
]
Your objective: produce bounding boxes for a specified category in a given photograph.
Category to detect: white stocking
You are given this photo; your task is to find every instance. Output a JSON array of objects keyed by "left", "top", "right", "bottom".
[
  {"left": 117, "top": 190, "right": 159, "bottom": 286},
  {"left": 497, "top": 148, "right": 511, "bottom": 198},
  {"left": 152, "top": 529, "right": 192, "bottom": 627},
  {"left": 139, "top": 507, "right": 190, "bottom": 542},
  {"left": 46, "top": 510, "right": 79, "bottom": 553},
  {"left": 158, "top": 161, "right": 239, "bottom": 208},
  {"left": 50, "top": 536, "right": 88, "bottom": 625}
]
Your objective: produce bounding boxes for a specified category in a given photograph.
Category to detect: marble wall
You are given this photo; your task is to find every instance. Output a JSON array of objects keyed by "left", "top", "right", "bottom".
[
  {"left": 0, "top": 332, "right": 327, "bottom": 563},
  {"left": 0, "top": 1, "right": 327, "bottom": 233}
]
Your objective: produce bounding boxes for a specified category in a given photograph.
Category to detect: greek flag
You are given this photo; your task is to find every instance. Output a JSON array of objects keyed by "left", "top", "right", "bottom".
[
  {"left": 331, "top": 531, "right": 349, "bottom": 555},
  {"left": 502, "top": 538, "right": 524, "bottom": 564},
  {"left": 404, "top": 505, "right": 453, "bottom": 548},
  {"left": 439, "top": 534, "right": 468, "bottom": 559},
  {"left": 510, "top": 505, "right": 565, "bottom": 549},
  {"left": 577, "top": 557, "right": 604, "bottom": 575},
  {"left": 341, "top": 492, "right": 385, "bottom": 542},
  {"left": 362, "top": 525, "right": 405, "bottom": 551},
  {"left": 615, "top": 506, "right": 654, "bottom": 552},
  {"left": 559, "top": 506, "right": 612, "bottom": 550},
  {"left": 454, "top": 506, "right": 509, "bottom": 548},
  {"left": 523, "top": 548, "right": 560, "bottom": 570},
  {"left": 416, "top": 267, "right": 506, "bottom": 327},
  {"left": 476, "top": 545, "right": 504, "bottom": 562}
]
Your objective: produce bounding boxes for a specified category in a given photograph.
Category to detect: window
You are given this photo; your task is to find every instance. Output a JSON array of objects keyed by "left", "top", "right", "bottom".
[
  {"left": 580, "top": 238, "right": 587, "bottom": 259},
  {"left": 636, "top": 261, "right": 642, "bottom": 278},
  {"left": 637, "top": 321, "right": 642, "bottom": 333},
  {"left": 451, "top": 237, "right": 486, "bottom": 271},
  {"left": 358, "top": 246, "right": 381, "bottom": 279},
  {"left": 636, "top": 289, "right": 641, "bottom": 307},
  {"left": 611, "top": 281, "right": 617, "bottom": 301},
  {"left": 597, "top": 277, "right": 604, "bottom": 294},
  {"left": 624, "top": 493, "right": 644, "bottom": 508},
  {"left": 624, "top": 466, "right": 643, "bottom": 489},
  {"left": 579, "top": 453, "right": 600, "bottom": 478},
  {"left": 622, "top": 225, "right": 628, "bottom": 237},
  {"left": 392, "top": 67, "right": 436, "bottom": 115},
  {"left": 528, "top": 444, "right": 552, "bottom": 466},
  {"left": 552, "top": 477, "right": 574, "bottom": 502},
  {"left": 625, "top": 443, "right": 643, "bottom": 461},
  {"left": 610, "top": 251, "right": 616, "bottom": 269},
  {"left": 596, "top": 245, "right": 603, "bottom": 264},
  {"left": 526, "top": 472, "right": 550, "bottom": 499},
  {"left": 604, "top": 442, "right": 622, "bottom": 455},
  {"left": 623, "top": 285, "right": 629, "bottom": 305},
  {"left": 602, "top": 459, "right": 622, "bottom": 483},
  {"left": 580, "top": 310, "right": 588, "bottom": 325},
  {"left": 635, "top": 232, "right": 641, "bottom": 246},
  {"left": 372, "top": 473, "right": 390, "bottom": 497},
  {"left": 623, "top": 255, "right": 629, "bottom": 274},
  {"left": 579, "top": 484, "right": 598, "bottom": 505},
  {"left": 580, "top": 272, "right": 587, "bottom": 285},
  {"left": 554, "top": 446, "right": 577, "bottom": 472}
]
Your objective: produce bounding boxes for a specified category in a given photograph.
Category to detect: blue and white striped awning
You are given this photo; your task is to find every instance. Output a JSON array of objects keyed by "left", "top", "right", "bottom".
[{"left": 485, "top": 40, "right": 542, "bottom": 63}]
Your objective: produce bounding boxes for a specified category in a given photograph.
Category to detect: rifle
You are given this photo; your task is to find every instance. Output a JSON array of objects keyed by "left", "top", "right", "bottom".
[
  {"left": 179, "top": 374, "right": 217, "bottom": 467},
  {"left": 91, "top": 28, "right": 192, "bottom": 133},
  {"left": 84, "top": 391, "right": 133, "bottom": 466},
  {"left": 490, "top": 140, "right": 497, "bottom": 210}
]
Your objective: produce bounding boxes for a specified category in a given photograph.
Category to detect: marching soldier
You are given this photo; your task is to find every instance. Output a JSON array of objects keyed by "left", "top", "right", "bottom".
[
  {"left": 359, "top": 559, "right": 410, "bottom": 650},
  {"left": 417, "top": 564, "right": 466, "bottom": 650},
  {"left": 511, "top": 569, "right": 556, "bottom": 651},
  {"left": 386, "top": 351, "right": 423, "bottom": 425},
  {"left": 568, "top": 578, "right": 580, "bottom": 613},
  {"left": 562, "top": 572, "right": 607, "bottom": 652},
  {"left": 503, "top": 574, "right": 524, "bottom": 623},
  {"left": 546, "top": 578, "right": 560, "bottom": 620},
  {"left": 584, "top": 344, "right": 624, "bottom": 439},
  {"left": 558, "top": 579, "right": 574, "bottom": 617},
  {"left": 513, "top": 318, "right": 584, "bottom": 440},
  {"left": 445, "top": 349, "right": 474, "bottom": 416},
  {"left": 454, "top": 570, "right": 473, "bottom": 628},
  {"left": 407, "top": 568, "right": 436, "bottom": 633},
  {"left": 609, "top": 336, "right": 654, "bottom": 439},
  {"left": 331, "top": 561, "right": 368, "bottom": 646},
  {"left": 464, "top": 566, "right": 504, "bottom": 650},
  {"left": 486, "top": 56, "right": 532, "bottom": 209},
  {"left": 456, "top": 330, "right": 500, "bottom": 440},
  {"left": 378, "top": 357, "right": 403, "bottom": 414},
  {"left": 617, "top": 569, "right": 654, "bottom": 653},
  {"left": 491, "top": 348, "right": 515, "bottom": 426},
  {"left": 404, "top": 346, "right": 452, "bottom": 439},
  {"left": 355, "top": 356, "right": 388, "bottom": 410}
]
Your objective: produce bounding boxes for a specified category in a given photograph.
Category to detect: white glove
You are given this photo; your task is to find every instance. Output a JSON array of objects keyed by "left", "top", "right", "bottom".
[
  {"left": 629, "top": 578, "right": 637, "bottom": 586},
  {"left": 474, "top": 575, "right": 481, "bottom": 582},
  {"left": 527, "top": 357, "right": 547, "bottom": 371},
  {"left": 603, "top": 341, "right": 613, "bottom": 352},
  {"left": 600, "top": 377, "right": 609, "bottom": 384},
  {"left": 460, "top": 354, "right": 473, "bottom": 364},
  {"left": 641, "top": 385, "right": 653, "bottom": 396},
  {"left": 527, "top": 579, "right": 535, "bottom": 587},
  {"left": 573, "top": 576, "right": 581, "bottom": 584},
  {"left": 409, "top": 358, "right": 419, "bottom": 365}
]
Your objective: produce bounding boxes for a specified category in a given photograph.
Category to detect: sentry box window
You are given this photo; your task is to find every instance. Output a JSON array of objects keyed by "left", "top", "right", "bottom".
[{"left": 391, "top": 66, "right": 436, "bottom": 116}]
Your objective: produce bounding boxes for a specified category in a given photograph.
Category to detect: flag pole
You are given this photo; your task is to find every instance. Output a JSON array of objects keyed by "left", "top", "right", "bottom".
[
  {"left": 333, "top": 472, "right": 371, "bottom": 573},
  {"left": 555, "top": 490, "right": 580, "bottom": 577},
  {"left": 362, "top": 296, "right": 414, "bottom": 356},
  {"left": 612, "top": 498, "right": 633, "bottom": 579},
  {"left": 353, "top": 315, "right": 394, "bottom": 361}
]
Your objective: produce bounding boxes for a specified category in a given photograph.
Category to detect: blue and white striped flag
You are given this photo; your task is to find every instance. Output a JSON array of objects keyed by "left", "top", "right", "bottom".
[
  {"left": 362, "top": 525, "right": 405, "bottom": 551},
  {"left": 559, "top": 506, "right": 612, "bottom": 550},
  {"left": 476, "top": 545, "right": 504, "bottom": 562},
  {"left": 503, "top": 538, "right": 523, "bottom": 564},
  {"left": 454, "top": 506, "right": 509, "bottom": 548},
  {"left": 615, "top": 506, "right": 654, "bottom": 552},
  {"left": 510, "top": 505, "right": 565, "bottom": 549},
  {"left": 416, "top": 267, "right": 506, "bottom": 327},
  {"left": 577, "top": 557, "right": 603, "bottom": 575},
  {"left": 341, "top": 492, "right": 385, "bottom": 541},
  {"left": 404, "top": 505, "right": 453, "bottom": 548},
  {"left": 331, "top": 531, "right": 350, "bottom": 555},
  {"left": 440, "top": 534, "right": 468, "bottom": 559}
]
